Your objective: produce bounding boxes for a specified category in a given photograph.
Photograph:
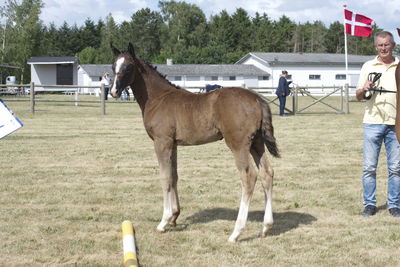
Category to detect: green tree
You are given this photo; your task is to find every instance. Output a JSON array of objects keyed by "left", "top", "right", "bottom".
[
  {"left": 325, "top": 21, "right": 344, "bottom": 53},
  {"left": 159, "top": 0, "right": 207, "bottom": 59},
  {"left": 251, "top": 12, "right": 274, "bottom": 52},
  {"left": 271, "top": 15, "right": 296, "bottom": 52},
  {"left": 1, "top": 0, "right": 44, "bottom": 82},
  {"left": 39, "top": 23, "right": 63, "bottom": 56},
  {"left": 230, "top": 8, "right": 252, "bottom": 54},
  {"left": 309, "top": 21, "right": 327, "bottom": 53},
  {"left": 207, "top": 10, "right": 234, "bottom": 59},
  {"left": 96, "top": 14, "right": 119, "bottom": 64},
  {"left": 80, "top": 18, "right": 101, "bottom": 50},
  {"left": 129, "top": 8, "right": 165, "bottom": 62},
  {"left": 77, "top": 46, "right": 98, "bottom": 64}
]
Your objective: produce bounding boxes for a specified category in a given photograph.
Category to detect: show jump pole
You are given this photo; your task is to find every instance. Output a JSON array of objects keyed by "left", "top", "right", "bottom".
[{"left": 121, "top": 220, "right": 138, "bottom": 267}]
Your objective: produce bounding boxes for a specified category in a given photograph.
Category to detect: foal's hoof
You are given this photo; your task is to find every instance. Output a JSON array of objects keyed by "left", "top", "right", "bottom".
[
  {"left": 259, "top": 230, "right": 269, "bottom": 238},
  {"left": 260, "top": 225, "right": 272, "bottom": 238},
  {"left": 156, "top": 227, "right": 166, "bottom": 233},
  {"left": 228, "top": 233, "right": 239, "bottom": 243},
  {"left": 228, "top": 237, "right": 237, "bottom": 243}
]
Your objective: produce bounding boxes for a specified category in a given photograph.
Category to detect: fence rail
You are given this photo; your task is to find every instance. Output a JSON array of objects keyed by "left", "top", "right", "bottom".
[
  {"left": 1, "top": 83, "right": 356, "bottom": 115},
  {"left": 1, "top": 83, "right": 112, "bottom": 114},
  {"left": 250, "top": 84, "right": 355, "bottom": 115}
]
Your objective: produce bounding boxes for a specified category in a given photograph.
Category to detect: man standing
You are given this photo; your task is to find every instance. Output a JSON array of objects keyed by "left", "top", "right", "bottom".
[
  {"left": 275, "top": 70, "right": 292, "bottom": 116},
  {"left": 101, "top": 72, "right": 111, "bottom": 100},
  {"left": 355, "top": 31, "right": 400, "bottom": 217}
]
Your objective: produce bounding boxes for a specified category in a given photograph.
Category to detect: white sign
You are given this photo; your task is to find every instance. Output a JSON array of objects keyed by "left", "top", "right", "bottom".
[{"left": 0, "top": 99, "right": 23, "bottom": 139}]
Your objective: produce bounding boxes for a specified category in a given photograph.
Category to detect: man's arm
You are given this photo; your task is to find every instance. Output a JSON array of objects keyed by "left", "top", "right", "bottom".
[{"left": 355, "top": 63, "right": 372, "bottom": 101}]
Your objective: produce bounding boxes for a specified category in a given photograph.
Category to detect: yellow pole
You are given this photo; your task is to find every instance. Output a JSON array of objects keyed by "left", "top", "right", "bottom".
[{"left": 122, "top": 220, "right": 138, "bottom": 267}]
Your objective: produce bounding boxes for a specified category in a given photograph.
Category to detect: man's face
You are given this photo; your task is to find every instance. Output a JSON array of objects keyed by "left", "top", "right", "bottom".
[{"left": 375, "top": 36, "right": 395, "bottom": 60}]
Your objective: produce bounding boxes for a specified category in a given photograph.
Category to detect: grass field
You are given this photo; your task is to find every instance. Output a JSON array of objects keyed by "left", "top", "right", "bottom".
[{"left": 1, "top": 94, "right": 399, "bottom": 266}]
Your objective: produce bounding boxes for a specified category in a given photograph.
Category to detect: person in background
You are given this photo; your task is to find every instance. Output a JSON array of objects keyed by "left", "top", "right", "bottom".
[
  {"left": 355, "top": 31, "right": 400, "bottom": 217},
  {"left": 275, "top": 70, "right": 292, "bottom": 116},
  {"left": 101, "top": 72, "right": 111, "bottom": 100}
]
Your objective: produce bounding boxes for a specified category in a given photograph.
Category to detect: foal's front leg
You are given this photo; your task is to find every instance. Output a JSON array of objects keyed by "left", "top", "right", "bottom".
[{"left": 154, "top": 139, "right": 180, "bottom": 232}]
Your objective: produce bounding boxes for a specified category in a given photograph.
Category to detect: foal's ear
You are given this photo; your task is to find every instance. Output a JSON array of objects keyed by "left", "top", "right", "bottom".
[
  {"left": 110, "top": 42, "right": 120, "bottom": 56},
  {"left": 128, "top": 43, "right": 136, "bottom": 58}
]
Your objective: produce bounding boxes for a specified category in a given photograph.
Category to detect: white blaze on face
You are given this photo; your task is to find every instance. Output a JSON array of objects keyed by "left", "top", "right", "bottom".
[{"left": 111, "top": 57, "right": 125, "bottom": 97}]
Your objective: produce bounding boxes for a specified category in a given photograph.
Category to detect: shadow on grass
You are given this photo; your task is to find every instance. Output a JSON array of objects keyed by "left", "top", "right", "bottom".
[{"left": 186, "top": 208, "right": 317, "bottom": 236}]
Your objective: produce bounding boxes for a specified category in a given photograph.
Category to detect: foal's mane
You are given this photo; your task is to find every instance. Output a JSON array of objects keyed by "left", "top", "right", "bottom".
[{"left": 133, "top": 55, "right": 181, "bottom": 90}]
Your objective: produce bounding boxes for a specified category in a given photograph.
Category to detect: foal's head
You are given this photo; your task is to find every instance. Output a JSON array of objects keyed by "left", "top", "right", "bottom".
[{"left": 110, "top": 43, "right": 138, "bottom": 98}]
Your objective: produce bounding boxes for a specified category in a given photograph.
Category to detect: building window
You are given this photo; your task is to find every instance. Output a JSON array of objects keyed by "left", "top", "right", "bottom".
[
  {"left": 205, "top": 76, "right": 218, "bottom": 81},
  {"left": 335, "top": 74, "right": 346, "bottom": 80},
  {"left": 309, "top": 74, "right": 321, "bottom": 80},
  {"left": 186, "top": 76, "right": 200, "bottom": 81},
  {"left": 223, "top": 76, "right": 236, "bottom": 81},
  {"left": 258, "top": 75, "right": 270, "bottom": 80},
  {"left": 170, "top": 76, "right": 181, "bottom": 81}
]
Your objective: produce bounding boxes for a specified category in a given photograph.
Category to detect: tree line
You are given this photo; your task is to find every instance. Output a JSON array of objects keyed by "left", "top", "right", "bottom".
[{"left": 0, "top": 0, "right": 390, "bottom": 83}]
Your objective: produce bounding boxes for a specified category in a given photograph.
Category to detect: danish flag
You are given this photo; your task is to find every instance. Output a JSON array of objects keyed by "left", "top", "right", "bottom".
[{"left": 344, "top": 9, "right": 373, "bottom": 37}]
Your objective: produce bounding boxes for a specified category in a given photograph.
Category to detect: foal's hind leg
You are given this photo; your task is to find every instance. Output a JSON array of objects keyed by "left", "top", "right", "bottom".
[
  {"left": 228, "top": 148, "right": 258, "bottom": 243},
  {"left": 154, "top": 139, "right": 180, "bottom": 232},
  {"left": 251, "top": 136, "right": 274, "bottom": 238}
]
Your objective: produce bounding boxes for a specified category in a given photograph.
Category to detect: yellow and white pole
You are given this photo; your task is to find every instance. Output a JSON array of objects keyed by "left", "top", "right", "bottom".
[{"left": 122, "top": 220, "right": 138, "bottom": 267}]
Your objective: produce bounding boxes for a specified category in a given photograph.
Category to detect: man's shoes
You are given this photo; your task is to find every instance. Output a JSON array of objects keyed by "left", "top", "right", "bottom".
[
  {"left": 362, "top": 205, "right": 377, "bottom": 217},
  {"left": 389, "top": 208, "right": 400, "bottom": 217}
]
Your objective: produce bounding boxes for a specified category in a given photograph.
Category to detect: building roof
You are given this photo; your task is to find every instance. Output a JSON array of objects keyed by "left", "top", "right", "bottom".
[
  {"left": 79, "top": 64, "right": 112, "bottom": 78},
  {"left": 28, "top": 56, "right": 78, "bottom": 64},
  {"left": 236, "top": 52, "right": 375, "bottom": 66},
  {"left": 79, "top": 63, "right": 270, "bottom": 78},
  {"left": 155, "top": 64, "right": 269, "bottom": 76}
]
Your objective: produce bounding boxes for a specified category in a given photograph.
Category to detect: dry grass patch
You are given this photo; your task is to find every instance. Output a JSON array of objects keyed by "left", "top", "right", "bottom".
[{"left": 1, "top": 95, "right": 399, "bottom": 266}]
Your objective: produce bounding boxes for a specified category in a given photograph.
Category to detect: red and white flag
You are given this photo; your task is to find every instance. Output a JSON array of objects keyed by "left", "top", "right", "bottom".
[{"left": 344, "top": 9, "right": 373, "bottom": 37}]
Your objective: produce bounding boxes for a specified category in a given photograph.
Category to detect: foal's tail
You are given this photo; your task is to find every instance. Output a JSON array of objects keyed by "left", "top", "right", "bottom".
[{"left": 259, "top": 98, "right": 280, "bottom": 158}]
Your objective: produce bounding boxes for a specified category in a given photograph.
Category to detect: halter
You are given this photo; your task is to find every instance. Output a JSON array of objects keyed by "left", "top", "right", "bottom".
[{"left": 364, "top": 72, "right": 397, "bottom": 100}]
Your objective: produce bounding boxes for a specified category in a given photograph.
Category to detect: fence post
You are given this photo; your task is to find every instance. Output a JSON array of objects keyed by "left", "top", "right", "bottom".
[
  {"left": 339, "top": 85, "right": 343, "bottom": 112},
  {"left": 75, "top": 87, "right": 79, "bottom": 106},
  {"left": 344, "top": 83, "right": 349, "bottom": 114},
  {"left": 101, "top": 84, "right": 106, "bottom": 115},
  {"left": 30, "top": 82, "right": 35, "bottom": 114},
  {"left": 292, "top": 86, "right": 297, "bottom": 115}
]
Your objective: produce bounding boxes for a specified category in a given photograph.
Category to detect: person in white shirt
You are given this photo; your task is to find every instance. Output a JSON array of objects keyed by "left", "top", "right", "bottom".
[
  {"left": 100, "top": 72, "right": 111, "bottom": 100},
  {"left": 355, "top": 31, "right": 400, "bottom": 217}
]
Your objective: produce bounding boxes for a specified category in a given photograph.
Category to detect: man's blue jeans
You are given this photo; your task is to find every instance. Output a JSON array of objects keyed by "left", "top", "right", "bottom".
[
  {"left": 362, "top": 124, "right": 400, "bottom": 209},
  {"left": 278, "top": 95, "right": 286, "bottom": 116}
]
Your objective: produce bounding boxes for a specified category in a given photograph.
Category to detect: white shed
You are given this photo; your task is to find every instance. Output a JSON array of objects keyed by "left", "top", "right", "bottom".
[{"left": 27, "top": 57, "right": 79, "bottom": 91}]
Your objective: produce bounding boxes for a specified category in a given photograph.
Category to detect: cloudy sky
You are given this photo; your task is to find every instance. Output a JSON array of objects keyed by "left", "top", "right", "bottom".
[{"left": 14, "top": 0, "right": 400, "bottom": 43}]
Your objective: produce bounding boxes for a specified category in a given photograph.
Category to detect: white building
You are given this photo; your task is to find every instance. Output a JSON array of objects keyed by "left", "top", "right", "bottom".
[{"left": 236, "top": 52, "right": 374, "bottom": 89}]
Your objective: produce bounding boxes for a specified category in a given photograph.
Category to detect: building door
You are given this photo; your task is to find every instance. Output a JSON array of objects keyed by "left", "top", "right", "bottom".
[{"left": 56, "top": 64, "right": 73, "bottom": 85}]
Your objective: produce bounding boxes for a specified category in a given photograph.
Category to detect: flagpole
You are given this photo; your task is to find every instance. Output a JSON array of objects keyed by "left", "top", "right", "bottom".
[{"left": 343, "top": 4, "right": 349, "bottom": 85}]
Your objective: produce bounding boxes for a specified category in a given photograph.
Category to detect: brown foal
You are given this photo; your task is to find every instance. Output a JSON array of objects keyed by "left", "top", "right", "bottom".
[{"left": 110, "top": 43, "right": 280, "bottom": 242}]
